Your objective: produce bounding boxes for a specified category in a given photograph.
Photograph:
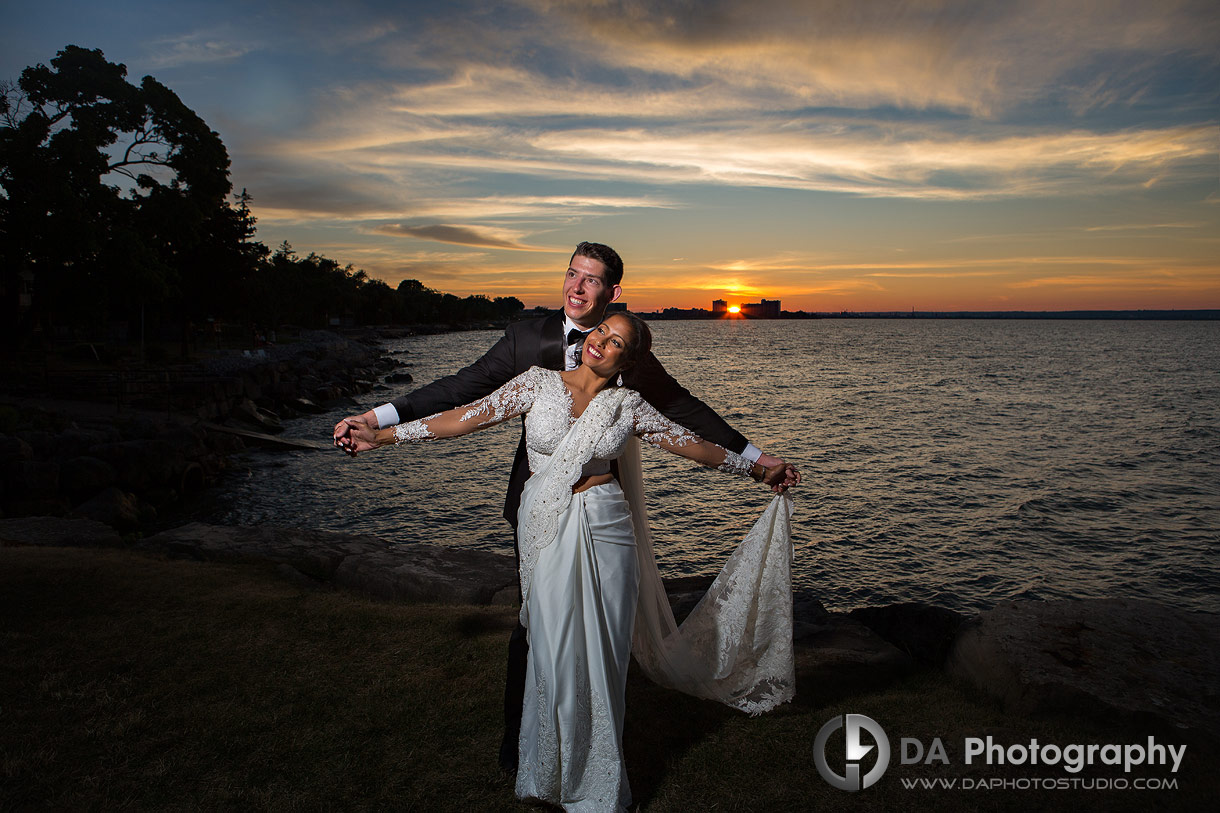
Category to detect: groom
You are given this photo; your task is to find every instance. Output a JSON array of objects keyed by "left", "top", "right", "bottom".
[{"left": 334, "top": 241, "right": 794, "bottom": 773}]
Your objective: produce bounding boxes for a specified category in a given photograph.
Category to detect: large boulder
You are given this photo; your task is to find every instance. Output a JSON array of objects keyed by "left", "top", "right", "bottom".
[
  {"left": 0, "top": 515, "right": 122, "bottom": 547},
  {"left": 13, "top": 429, "right": 57, "bottom": 457},
  {"left": 228, "top": 398, "right": 283, "bottom": 434},
  {"left": 850, "top": 602, "right": 967, "bottom": 666},
  {"left": 6, "top": 460, "right": 60, "bottom": 496},
  {"left": 947, "top": 598, "right": 1220, "bottom": 740},
  {"left": 794, "top": 614, "right": 915, "bottom": 689},
  {"left": 59, "top": 455, "right": 118, "bottom": 501},
  {"left": 283, "top": 395, "right": 326, "bottom": 415},
  {"left": 0, "top": 435, "right": 34, "bottom": 464},
  {"left": 138, "top": 523, "right": 385, "bottom": 579},
  {"left": 137, "top": 523, "right": 518, "bottom": 607},
  {"left": 663, "top": 574, "right": 715, "bottom": 623},
  {"left": 70, "top": 487, "right": 144, "bottom": 531},
  {"left": 90, "top": 439, "right": 183, "bottom": 493},
  {"left": 45, "top": 427, "right": 117, "bottom": 459},
  {"left": 335, "top": 546, "right": 517, "bottom": 606}
]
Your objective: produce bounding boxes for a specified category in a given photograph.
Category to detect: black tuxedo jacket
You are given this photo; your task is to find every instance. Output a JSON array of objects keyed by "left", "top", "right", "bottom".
[{"left": 389, "top": 311, "right": 750, "bottom": 526}]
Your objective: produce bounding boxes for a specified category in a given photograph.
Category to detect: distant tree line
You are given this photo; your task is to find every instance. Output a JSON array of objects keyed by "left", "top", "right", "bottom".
[
  {"left": 0, "top": 46, "right": 521, "bottom": 348},
  {"left": 254, "top": 241, "right": 523, "bottom": 330}
]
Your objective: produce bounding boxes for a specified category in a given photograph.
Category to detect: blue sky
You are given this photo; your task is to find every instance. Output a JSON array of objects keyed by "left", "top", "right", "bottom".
[{"left": 5, "top": 0, "right": 1219, "bottom": 311}]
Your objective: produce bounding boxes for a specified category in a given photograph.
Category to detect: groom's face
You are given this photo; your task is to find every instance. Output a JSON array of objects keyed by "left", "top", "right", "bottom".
[{"left": 562, "top": 254, "right": 622, "bottom": 328}]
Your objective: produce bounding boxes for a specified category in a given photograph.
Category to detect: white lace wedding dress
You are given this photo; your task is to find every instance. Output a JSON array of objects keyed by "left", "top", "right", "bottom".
[{"left": 392, "top": 366, "right": 795, "bottom": 812}]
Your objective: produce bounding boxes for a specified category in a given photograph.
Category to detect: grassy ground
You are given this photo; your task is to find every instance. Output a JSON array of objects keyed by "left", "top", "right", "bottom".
[{"left": 2, "top": 546, "right": 1214, "bottom": 811}]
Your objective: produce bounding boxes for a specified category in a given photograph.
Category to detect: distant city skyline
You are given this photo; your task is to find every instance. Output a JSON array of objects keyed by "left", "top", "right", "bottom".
[
  {"left": 599, "top": 300, "right": 1219, "bottom": 319},
  {"left": 5, "top": 1, "right": 1218, "bottom": 312}
]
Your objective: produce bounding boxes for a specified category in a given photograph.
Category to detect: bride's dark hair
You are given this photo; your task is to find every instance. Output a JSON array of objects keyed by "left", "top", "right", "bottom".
[{"left": 611, "top": 311, "right": 652, "bottom": 372}]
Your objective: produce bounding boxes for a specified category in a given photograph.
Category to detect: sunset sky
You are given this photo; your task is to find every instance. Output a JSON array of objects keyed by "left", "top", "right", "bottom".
[{"left": 6, "top": 1, "right": 1219, "bottom": 312}]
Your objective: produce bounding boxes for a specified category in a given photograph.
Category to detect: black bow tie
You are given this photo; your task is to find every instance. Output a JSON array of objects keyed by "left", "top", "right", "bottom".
[{"left": 566, "top": 328, "right": 589, "bottom": 346}]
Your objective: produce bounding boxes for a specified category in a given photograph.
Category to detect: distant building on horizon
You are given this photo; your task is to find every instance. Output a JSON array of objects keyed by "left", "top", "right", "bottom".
[
  {"left": 711, "top": 298, "right": 781, "bottom": 318},
  {"left": 744, "top": 299, "right": 781, "bottom": 318}
]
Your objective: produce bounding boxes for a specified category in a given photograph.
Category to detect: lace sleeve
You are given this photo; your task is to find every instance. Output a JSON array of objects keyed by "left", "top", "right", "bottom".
[
  {"left": 633, "top": 397, "right": 757, "bottom": 478},
  {"left": 391, "top": 367, "right": 541, "bottom": 444},
  {"left": 393, "top": 417, "right": 440, "bottom": 444}
]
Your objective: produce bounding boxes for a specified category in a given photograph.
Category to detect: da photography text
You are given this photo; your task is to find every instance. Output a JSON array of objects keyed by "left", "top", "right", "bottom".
[
  {"left": 905, "top": 735, "right": 1186, "bottom": 774},
  {"left": 813, "top": 714, "right": 1188, "bottom": 793}
]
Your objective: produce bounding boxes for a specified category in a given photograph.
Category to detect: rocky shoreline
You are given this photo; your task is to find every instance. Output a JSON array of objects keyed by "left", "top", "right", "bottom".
[
  {"left": 2, "top": 515, "right": 1216, "bottom": 746},
  {"left": 0, "top": 329, "right": 403, "bottom": 529},
  {"left": 3, "top": 327, "right": 1218, "bottom": 749}
]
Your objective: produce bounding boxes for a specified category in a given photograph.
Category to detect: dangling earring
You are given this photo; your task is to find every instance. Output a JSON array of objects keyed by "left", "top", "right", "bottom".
[{"left": 616, "top": 372, "right": 624, "bottom": 387}]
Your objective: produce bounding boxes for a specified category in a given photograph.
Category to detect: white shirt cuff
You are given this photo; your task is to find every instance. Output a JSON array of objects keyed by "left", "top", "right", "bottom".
[
  {"left": 742, "top": 443, "right": 762, "bottom": 463},
  {"left": 373, "top": 403, "right": 400, "bottom": 429}
]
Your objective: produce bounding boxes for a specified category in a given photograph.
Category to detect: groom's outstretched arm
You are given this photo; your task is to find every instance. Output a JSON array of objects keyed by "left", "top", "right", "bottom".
[
  {"left": 386, "top": 329, "right": 519, "bottom": 423},
  {"left": 334, "top": 324, "right": 522, "bottom": 453},
  {"left": 634, "top": 355, "right": 793, "bottom": 471}
]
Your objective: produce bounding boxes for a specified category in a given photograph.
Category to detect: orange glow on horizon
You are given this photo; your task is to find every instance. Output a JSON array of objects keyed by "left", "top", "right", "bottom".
[{"left": 361, "top": 257, "right": 1220, "bottom": 314}]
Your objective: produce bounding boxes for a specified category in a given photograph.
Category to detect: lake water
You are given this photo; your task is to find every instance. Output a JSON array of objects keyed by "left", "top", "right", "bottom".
[{"left": 210, "top": 319, "right": 1220, "bottom": 614}]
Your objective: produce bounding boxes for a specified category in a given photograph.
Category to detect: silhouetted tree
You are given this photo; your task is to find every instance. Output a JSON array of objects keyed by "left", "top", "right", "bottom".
[
  {"left": 1, "top": 45, "right": 233, "bottom": 342},
  {"left": 2, "top": 46, "right": 525, "bottom": 346},
  {"left": 395, "top": 278, "right": 441, "bottom": 323},
  {"left": 493, "top": 295, "right": 525, "bottom": 320},
  {"left": 355, "top": 278, "right": 397, "bottom": 325},
  {"left": 388, "top": 279, "right": 523, "bottom": 325},
  {"left": 178, "top": 188, "right": 269, "bottom": 330}
]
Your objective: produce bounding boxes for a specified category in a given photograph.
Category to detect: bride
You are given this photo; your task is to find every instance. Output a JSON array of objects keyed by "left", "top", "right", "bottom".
[{"left": 345, "top": 311, "right": 799, "bottom": 811}]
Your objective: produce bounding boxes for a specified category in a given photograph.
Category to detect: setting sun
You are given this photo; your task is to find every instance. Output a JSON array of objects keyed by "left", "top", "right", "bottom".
[{"left": 728, "top": 305, "right": 741, "bottom": 314}]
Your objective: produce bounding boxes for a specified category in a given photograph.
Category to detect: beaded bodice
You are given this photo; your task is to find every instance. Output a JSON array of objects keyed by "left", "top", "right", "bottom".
[
  {"left": 393, "top": 366, "right": 753, "bottom": 477},
  {"left": 524, "top": 367, "right": 635, "bottom": 475}
]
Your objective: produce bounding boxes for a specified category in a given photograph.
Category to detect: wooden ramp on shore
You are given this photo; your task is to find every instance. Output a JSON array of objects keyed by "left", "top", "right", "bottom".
[{"left": 203, "top": 422, "right": 331, "bottom": 452}]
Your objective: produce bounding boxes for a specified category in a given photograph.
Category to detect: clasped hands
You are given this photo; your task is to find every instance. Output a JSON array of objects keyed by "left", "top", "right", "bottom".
[
  {"left": 333, "top": 413, "right": 378, "bottom": 456},
  {"left": 757, "top": 453, "right": 801, "bottom": 494}
]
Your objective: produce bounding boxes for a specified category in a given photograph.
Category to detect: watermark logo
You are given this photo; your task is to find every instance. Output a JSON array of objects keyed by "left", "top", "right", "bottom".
[{"left": 813, "top": 713, "right": 891, "bottom": 791}]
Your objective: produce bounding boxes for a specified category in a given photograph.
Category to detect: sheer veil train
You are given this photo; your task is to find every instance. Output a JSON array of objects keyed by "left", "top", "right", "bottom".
[{"left": 618, "top": 437, "right": 796, "bottom": 715}]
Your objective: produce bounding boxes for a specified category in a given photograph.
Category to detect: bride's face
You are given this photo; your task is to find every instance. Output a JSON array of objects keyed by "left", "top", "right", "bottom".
[{"left": 582, "top": 314, "right": 635, "bottom": 376}]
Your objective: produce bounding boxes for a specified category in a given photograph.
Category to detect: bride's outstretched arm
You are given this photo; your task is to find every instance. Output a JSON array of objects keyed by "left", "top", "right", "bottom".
[
  {"left": 343, "top": 368, "right": 540, "bottom": 451},
  {"left": 633, "top": 400, "right": 799, "bottom": 492}
]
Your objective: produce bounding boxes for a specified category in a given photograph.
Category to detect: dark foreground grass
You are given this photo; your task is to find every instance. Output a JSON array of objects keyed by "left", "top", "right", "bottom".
[{"left": 2, "top": 546, "right": 1214, "bottom": 811}]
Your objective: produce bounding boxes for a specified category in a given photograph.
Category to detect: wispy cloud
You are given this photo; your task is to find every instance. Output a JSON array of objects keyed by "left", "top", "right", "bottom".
[
  {"left": 255, "top": 41, "right": 1216, "bottom": 205},
  {"left": 261, "top": 92, "right": 1215, "bottom": 202},
  {"left": 248, "top": 188, "right": 674, "bottom": 227},
  {"left": 400, "top": 195, "right": 680, "bottom": 221},
  {"left": 37, "top": 0, "right": 1210, "bottom": 310},
  {"left": 145, "top": 32, "right": 254, "bottom": 68},
  {"left": 1082, "top": 222, "right": 1205, "bottom": 232},
  {"left": 527, "top": 123, "right": 1216, "bottom": 199},
  {"left": 519, "top": 0, "right": 1220, "bottom": 117},
  {"left": 371, "top": 223, "right": 548, "bottom": 250},
  {"left": 1008, "top": 271, "right": 1216, "bottom": 291}
]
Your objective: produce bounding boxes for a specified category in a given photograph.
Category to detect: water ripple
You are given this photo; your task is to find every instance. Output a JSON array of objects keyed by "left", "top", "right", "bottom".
[{"left": 210, "top": 319, "right": 1220, "bottom": 614}]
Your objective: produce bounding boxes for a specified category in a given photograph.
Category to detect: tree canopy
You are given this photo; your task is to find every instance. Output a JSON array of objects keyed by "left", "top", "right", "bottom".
[
  {"left": 1, "top": 46, "right": 523, "bottom": 347},
  {"left": 1, "top": 46, "right": 235, "bottom": 331}
]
